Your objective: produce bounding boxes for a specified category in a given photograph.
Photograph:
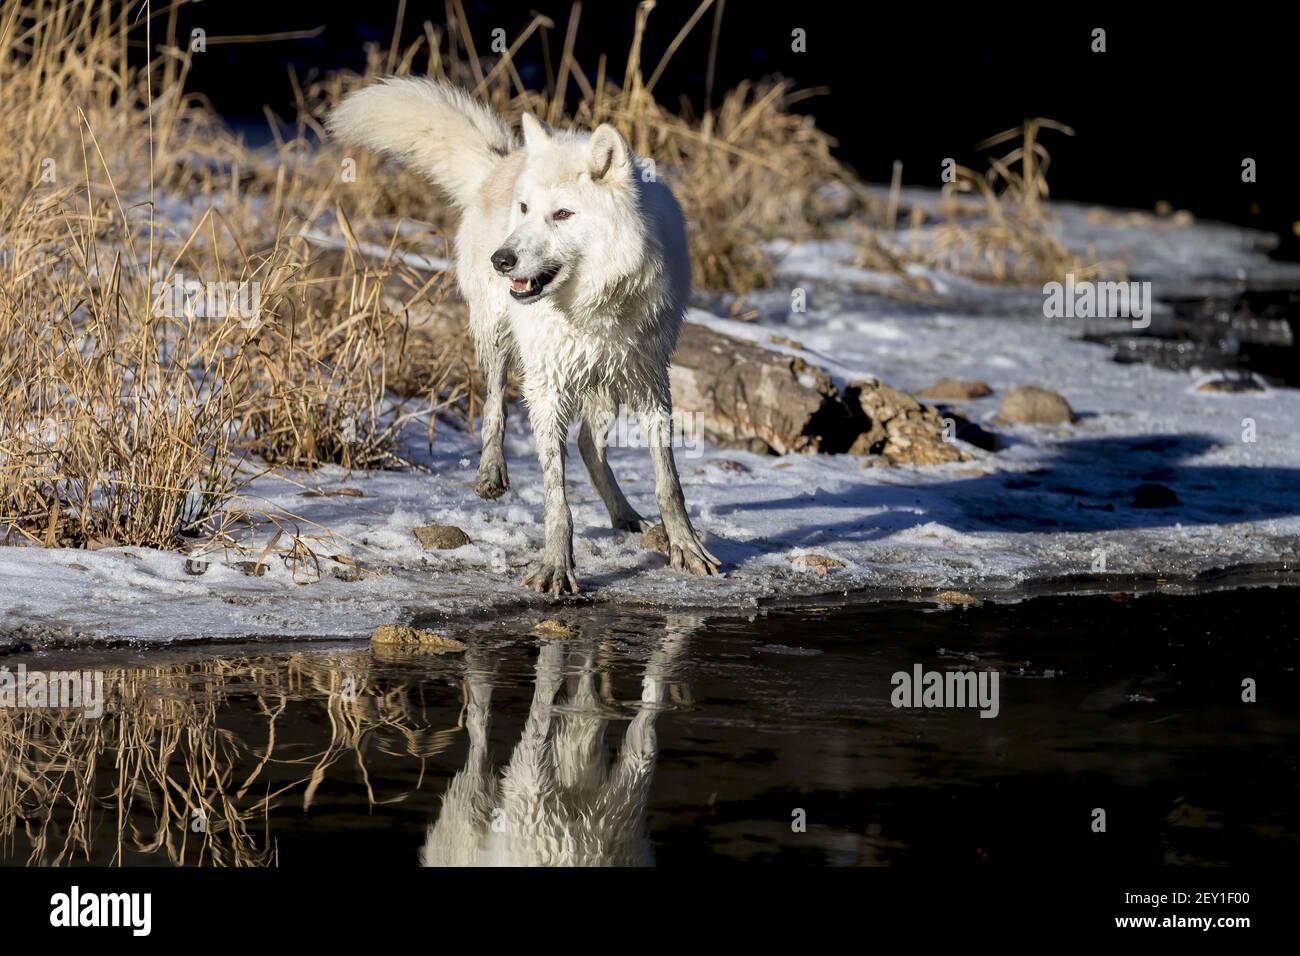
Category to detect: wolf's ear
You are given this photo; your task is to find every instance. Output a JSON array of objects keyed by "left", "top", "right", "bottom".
[
  {"left": 520, "top": 113, "right": 552, "bottom": 149},
  {"left": 588, "top": 124, "right": 631, "bottom": 181}
]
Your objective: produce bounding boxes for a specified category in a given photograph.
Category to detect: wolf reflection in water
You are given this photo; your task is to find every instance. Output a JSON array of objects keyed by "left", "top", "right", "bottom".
[{"left": 421, "top": 615, "right": 697, "bottom": 866}]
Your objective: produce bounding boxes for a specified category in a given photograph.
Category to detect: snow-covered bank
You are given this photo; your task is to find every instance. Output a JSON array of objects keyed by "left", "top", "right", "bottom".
[{"left": 4, "top": 208, "right": 1300, "bottom": 644}]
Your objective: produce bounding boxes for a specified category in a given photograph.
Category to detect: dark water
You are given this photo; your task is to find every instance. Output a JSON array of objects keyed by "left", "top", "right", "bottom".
[
  {"left": 1085, "top": 288, "right": 1300, "bottom": 386},
  {"left": 2, "top": 587, "right": 1297, "bottom": 867}
]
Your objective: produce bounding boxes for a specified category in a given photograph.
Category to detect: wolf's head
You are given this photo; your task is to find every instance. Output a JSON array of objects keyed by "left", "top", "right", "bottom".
[{"left": 490, "top": 114, "right": 643, "bottom": 305}]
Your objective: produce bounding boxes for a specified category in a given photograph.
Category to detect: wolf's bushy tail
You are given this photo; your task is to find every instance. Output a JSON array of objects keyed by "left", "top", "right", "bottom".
[{"left": 327, "top": 77, "right": 516, "bottom": 209}]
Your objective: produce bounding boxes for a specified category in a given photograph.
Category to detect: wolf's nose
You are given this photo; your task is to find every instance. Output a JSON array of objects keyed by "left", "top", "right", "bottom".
[{"left": 491, "top": 248, "right": 517, "bottom": 274}]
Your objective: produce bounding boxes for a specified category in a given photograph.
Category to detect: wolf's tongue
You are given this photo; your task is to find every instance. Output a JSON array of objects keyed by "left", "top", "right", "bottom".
[{"left": 511, "top": 278, "right": 531, "bottom": 293}]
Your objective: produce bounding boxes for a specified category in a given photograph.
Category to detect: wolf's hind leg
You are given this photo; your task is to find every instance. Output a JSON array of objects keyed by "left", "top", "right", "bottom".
[
  {"left": 578, "top": 415, "right": 651, "bottom": 533},
  {"left": 474, "top": 323, "right": 511, "bottom": 500},
  {"left": 638, "top": 404, "right": 721, "bottom": 577}
]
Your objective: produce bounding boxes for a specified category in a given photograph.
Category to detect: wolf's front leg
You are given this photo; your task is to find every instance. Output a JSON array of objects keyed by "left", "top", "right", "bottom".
[
  {"left": 474, "top": 342, "right": 512, "bottom": 500},
  {"left": 640, "top": 406, "right": 721, "bottom": 577},
  {"left": 522, "top": 404, "right": 580, "bottom": 594}
]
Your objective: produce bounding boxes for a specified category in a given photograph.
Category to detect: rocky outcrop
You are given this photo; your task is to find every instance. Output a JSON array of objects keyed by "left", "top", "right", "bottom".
[{"left": 669, "top": 323, "right": 971, "bottom": 465}]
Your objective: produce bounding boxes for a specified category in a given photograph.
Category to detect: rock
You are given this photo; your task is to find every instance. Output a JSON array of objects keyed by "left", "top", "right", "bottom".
[
  {"left": 413, "top": 524, "right": 472, "bottom": 550},
  {"left": 370, "top": 624, "right": 465, "bottom": 651},
  {"left": 847, "top": 380, "right": 967, "bottom": 465},
  {"left": 918, "top": 378, "right": 993, "bottom": 400},
  {"left": 329, "top": 554, "right": 367, "bottom": 582},
  {"left": 1132, "top": 483, "right": 1182, "bottom": 508},
  {"left": 534, "top": 619, "right": 575, "bottom": 638},
  {"left": 669, "top": 324, "right": 971, "bottom": 465},
  {"left": 767, "top": 334, "right": 805, "bottom": 350},
  {"left": 791, "top": 553, "right": 845, "bottom": 576},
  {"left": 233, "top": 561, "right": 268, "bottom": 577},
  {"left": 644, "top": 523, "right": 669, "bottom": 554},
  {"left": 712, "top": 459, "right": 751, "bottom": 474},
  {"left": 935, "top": 590, "right": 978, "bottom": 605},
  {"left": 1196, "top": 376, "right": 1265, "bottom": 393},
  {"left": 997, "top": 385, "right": 1076, "bottom": 425},
  {"left": 184, "top": 558, "right": 209, "bottom": 576},
  {"left": 946, "top": 415, "right": 999, "bottom": 451},
  {"left": 670, "top": 322, "right": 838, "bottom": 455}
]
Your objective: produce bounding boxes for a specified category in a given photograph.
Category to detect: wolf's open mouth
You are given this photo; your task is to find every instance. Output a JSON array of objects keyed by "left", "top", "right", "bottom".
[{"left": 508, "top": 266, "right": 560, "bottom": 302}]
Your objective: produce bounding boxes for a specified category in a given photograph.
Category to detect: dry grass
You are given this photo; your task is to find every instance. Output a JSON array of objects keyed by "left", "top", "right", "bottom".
[
  {"left": 915, "top": 119, "right": 1093, "bottom": 283},
  {"left": 860, "top": 118, "right": 1107, "bottom": 286},
  {"left": 0, "top": 650, "right": 462, "bottom": 866},
  {"left": 0, "top": 1, "right": 465, "bottom": 549}
]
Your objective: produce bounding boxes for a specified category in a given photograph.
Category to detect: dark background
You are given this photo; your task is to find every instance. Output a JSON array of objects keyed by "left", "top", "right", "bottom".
[{"left": 167, "top": 1, "right": 1297, "bottom": 255}]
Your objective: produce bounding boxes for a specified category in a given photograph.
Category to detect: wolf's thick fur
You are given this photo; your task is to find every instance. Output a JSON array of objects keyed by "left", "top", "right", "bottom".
[{"left": 330, "top": 77, "right": 719, "bottom": 592}]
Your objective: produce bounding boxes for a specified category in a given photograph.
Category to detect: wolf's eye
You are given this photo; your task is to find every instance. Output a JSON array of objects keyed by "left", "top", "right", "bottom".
[
  {"left": 552, "top": 209, "right": 574, "bottom": 221},
  {"left": 519, "top": 202, "right": 528, "bottom": 215}
]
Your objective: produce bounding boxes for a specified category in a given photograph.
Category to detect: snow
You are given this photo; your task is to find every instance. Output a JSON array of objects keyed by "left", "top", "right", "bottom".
[{"left": 4, "top": 200, "right": 1300, "bottom": 643}]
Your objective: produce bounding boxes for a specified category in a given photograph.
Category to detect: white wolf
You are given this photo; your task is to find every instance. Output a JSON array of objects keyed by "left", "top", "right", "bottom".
[{"left": 329, "top": 78, "right": 720, "bottom": 594}]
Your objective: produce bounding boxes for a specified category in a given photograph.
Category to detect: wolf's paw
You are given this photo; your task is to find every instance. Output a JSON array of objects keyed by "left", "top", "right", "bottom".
[
  {"left": 474, "top": 460, "right": 509, "bottom": 500},
  {"left": 669, "top": 535, "right": 722, "bottom": 577},
  {"left": 522, "top": 563, "right": 581, "bottom": 595}
]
